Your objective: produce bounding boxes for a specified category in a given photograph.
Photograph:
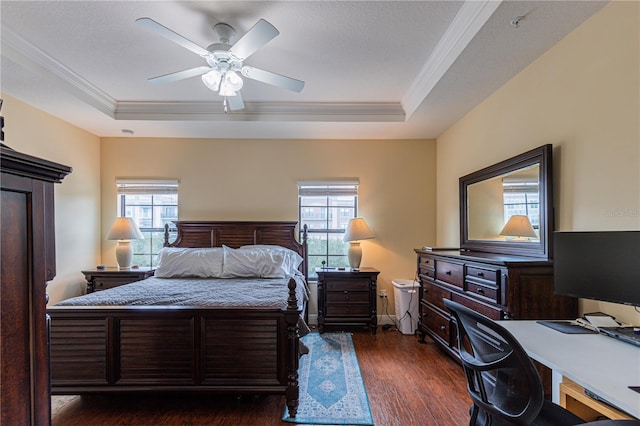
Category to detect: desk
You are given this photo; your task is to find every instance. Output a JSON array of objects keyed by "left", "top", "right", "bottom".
[{"left": 499, "top": 321, "right": 640, "bottom": 419}]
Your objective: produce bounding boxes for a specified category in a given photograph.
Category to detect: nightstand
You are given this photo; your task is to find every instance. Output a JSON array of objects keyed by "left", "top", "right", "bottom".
[
  {"left": 82, "top": 267, "right": 155, "bottom": 293},
  {"left": 316, "top": 267, "right": 379, "bottom": 334}
]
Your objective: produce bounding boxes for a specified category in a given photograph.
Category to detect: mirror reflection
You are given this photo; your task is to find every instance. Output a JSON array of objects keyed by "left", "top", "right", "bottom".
[{"left": 467, "top": 164, "right": 540, "bottom": 242}]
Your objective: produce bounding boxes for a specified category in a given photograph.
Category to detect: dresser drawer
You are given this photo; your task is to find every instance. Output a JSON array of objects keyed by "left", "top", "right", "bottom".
[
  {"left": 326, "top": 280, "right": 369, "bottom": 292},
  {"left": 422, "top": 304, "right": 451, "bottom": 344},
  {"left": 326, "top": 291, "right": 370, "bottom": 304},
  {"left": 423, "top": 282, "right": 451, "bottom": 312},
  {"left": 466, "top": 266, "right": 499, "bottom": 285},
  {"left": 326, "top": 305, "right": 371, "bottom": 317},
  {"left": 451, "top": 293, "right": 503, "bottom": 320},
  {"left": 436, "top": 260, "right": 464, "bottom": 288},
  {"left": 465, "top": 282, "right": 499, "bottom": 303}
]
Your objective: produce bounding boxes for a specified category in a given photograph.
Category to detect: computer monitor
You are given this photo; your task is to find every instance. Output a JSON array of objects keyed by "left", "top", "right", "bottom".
[{"left": 553, "top": 231, "right": 640, "bottom": 306}]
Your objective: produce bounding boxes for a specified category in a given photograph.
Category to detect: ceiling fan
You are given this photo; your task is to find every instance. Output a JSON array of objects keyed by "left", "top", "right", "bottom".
[{"left": 136, "top": 17, "right": 305, "bottom": 112}]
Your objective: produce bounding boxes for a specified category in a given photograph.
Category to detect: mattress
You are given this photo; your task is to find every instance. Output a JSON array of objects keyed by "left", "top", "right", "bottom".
[{"left": 56, "top": 274, "right": 308, "bottom": 309}]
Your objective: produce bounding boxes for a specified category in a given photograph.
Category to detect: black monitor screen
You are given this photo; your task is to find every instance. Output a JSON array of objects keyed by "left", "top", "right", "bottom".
[{"left": 554, "top": 231, "right": 640, "bottom": 306}]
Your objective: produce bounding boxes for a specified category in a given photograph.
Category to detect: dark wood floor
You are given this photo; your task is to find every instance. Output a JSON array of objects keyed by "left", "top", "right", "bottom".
[{"left": 51, "top": 326, "right": 471, "bottom": 425}]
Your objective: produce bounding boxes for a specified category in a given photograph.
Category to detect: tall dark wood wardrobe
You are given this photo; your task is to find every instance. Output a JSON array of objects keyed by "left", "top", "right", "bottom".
[{"left": 1, "top": 145, "right": 71, "bottom": 425}]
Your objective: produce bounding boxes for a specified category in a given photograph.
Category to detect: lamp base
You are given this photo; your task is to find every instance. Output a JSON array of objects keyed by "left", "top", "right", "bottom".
[
  {"left": 114, "top": 240, "right": 133, "bottom": 270},
  {"left": 348, "top": 241, "right": 362, "bottom": 269}
]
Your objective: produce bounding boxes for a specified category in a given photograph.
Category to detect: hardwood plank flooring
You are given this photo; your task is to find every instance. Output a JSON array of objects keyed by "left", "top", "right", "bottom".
[{"left": 52, "top": 327, "right": 471, "bottom": 425}]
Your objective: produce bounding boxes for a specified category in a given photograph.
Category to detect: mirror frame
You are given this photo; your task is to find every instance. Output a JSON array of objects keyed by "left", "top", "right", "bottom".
[{"left": 459, "top": 144, "right": 553, "bottom": 259}]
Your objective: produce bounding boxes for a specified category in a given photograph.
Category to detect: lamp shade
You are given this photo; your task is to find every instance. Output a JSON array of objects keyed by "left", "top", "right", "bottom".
[
  {"left": 499, "top": 215, "right": 537, "bottom": 238},
  {"left": 343, "top": 218, "right": 375, "bottom": 242},
  {"left": 106, "top": 217, "right": 144, "bottom": 241}
]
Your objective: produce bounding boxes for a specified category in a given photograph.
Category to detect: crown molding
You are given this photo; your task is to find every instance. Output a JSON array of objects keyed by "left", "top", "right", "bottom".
[
  {"left": 2, "top": 25, "right": 405, "bottom": 124},
  {"left": 403, "top": 0, "right": 502, "bottom": 119},
  {"left": 115, "top": 101, "right": 405, "bottom": 122},
  {"left": 1, "top": 26, "right": 117, "bottom": 116}
]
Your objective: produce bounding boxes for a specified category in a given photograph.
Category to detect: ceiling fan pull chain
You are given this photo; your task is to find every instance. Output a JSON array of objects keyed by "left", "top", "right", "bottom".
[{"left": 223, "top": 97, "right": 228, "bottom": 114}]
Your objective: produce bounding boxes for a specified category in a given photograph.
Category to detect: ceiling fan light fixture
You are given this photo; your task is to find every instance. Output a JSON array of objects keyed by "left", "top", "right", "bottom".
[
  {"left": 201, "top": 69, "right": 222, "bottom": 91},
  {"left": 224, "top": 70, "right": 244, "bottom": 92}
]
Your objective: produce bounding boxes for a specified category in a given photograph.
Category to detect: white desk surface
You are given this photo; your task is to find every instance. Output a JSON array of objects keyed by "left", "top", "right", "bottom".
[{"left": 498, "top": 320, "right": 640, "bottom": 419}]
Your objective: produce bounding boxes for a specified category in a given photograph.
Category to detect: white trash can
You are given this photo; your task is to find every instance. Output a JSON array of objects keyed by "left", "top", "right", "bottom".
[{"left": 392, "top": 280, "right": 420, "bottom": 335}]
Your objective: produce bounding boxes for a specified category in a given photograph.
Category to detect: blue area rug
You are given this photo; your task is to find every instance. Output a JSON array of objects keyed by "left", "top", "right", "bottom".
[{"left": 283, "top": 332, "right": 374, "bottom": 425}]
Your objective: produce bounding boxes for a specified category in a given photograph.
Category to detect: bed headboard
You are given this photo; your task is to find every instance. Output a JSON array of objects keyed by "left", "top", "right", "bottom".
[{"left": 164, "top": 221, "right": 308, "bottom": 279}]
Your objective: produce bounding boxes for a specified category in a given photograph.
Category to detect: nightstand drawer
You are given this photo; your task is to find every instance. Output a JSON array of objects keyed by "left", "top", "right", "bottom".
[
  {"left": 326, "top": 291, "right": 370, "bottom": 304},
  {"left": 94, "top": 278, "right": 137, "bottom": 291},
  {"left": 326, "top": 280, "right": 369, "bottom": 292},
  {"left": 82, "top": 268, "right": 155, "bottom": 293},
  {"left": 326, "top": 305, "right": 371, "bottom": 317}
]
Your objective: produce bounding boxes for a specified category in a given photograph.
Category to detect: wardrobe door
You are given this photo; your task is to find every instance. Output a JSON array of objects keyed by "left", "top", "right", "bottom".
[{"left": 1, "top": 174, "right": 51, "bottom": 426}]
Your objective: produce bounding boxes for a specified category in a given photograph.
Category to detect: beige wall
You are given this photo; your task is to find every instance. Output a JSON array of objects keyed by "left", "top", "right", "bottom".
[
  {"left": 1, "top": 94, "right": 102, "bottom": 304},
  {"left": 436, "top": 2, "right": 640, "bottom": 324},
  {"left": 101, "top": 137, "right": 436, "bottom": 318}
]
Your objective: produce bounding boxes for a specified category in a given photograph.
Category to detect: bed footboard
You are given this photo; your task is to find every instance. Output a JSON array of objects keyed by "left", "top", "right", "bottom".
[{"left": 48, "top": 302, "right": 300, "bottom": 416}]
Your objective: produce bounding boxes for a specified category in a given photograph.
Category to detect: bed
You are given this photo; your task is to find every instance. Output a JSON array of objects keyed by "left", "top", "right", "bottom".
[{"left": 47, "top": 221, "right": 308, "bottom": 418}]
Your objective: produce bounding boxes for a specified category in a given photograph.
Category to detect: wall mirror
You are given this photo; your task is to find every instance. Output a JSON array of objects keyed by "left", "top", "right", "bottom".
[{"left": 460, "top": 144, "right": 553, "bottom": 259}]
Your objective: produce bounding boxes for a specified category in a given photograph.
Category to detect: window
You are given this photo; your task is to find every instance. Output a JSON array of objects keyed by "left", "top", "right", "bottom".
[
  {"left": 298, "top": 181, "right": 358, "bottom": 279},
  {"left": 116, "top": 179, "right": 178, "bottom": 267}
]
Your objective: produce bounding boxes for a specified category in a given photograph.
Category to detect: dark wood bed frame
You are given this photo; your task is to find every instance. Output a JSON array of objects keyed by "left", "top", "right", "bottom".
[{"left": 48, "top": 221, "right": 308, "bottom": 418}]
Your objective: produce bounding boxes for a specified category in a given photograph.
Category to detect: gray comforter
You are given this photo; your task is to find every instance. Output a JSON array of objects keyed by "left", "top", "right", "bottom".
[{"left": 56, "top": 274, "right": 308, "bottom": 309}]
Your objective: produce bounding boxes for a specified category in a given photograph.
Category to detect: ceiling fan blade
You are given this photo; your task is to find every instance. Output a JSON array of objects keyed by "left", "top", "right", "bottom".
[
  {"left": 148, "top": 66, "right": 211, "bottom": 85},
  {"left": 241, "top": 66, "right": 305, "bottom": 92},
  {"left": 229, "top": 19, "right": 279, "bottom": 60},
  {"left": 226, "top": 92, "right": 245, "bottom": 111},
  {"left": 136, "top": 17, "right": 209, "bottom": 57}
]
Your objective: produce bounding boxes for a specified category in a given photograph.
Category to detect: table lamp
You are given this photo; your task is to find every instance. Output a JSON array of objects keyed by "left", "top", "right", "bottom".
[
  {"left": 343, "top": 217, "right": 375, "bottom": 270},
  {"left": 106, "top": 217, "right": 144, "bottom": 270},
  {"left": 499, "top": 215, "right": 537, "bottom": 240}
]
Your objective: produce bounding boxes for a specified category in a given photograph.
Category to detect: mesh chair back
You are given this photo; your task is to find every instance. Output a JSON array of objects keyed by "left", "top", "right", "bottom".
[{"left": 445, "top": 299, "right": 545, "bottom": 426}]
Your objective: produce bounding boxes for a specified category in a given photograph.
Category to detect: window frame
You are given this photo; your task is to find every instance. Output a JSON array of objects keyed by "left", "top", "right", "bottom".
[
  {"left": 115, "top": 179, "right": 179, "bottom": 268},
  {"left": 298, "top": 180, "right": 358, "bottom": 279}
]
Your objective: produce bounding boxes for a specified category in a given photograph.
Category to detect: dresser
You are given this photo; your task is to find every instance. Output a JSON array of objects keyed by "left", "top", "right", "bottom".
[
  {"left": 83, "top": 267, "right": 155, "bottom": 292},
  {"left": 1, "top": 146, "right": 71, "bottom": 425},
  {"left": 316, "top": 267, "right": 379, "bottom": 334},
  {"left": 415, "top": 249, "right": 577, "bottom": 360}
]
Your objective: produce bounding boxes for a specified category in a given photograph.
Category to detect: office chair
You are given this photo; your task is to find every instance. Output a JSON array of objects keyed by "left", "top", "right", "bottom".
[{"left": 444, "top": 299, "right": 586, "bottom": 426}]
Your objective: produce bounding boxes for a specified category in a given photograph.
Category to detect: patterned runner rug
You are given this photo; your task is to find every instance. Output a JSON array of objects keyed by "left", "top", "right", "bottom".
[{"left": 283, "top": 332, "right": 374, "bottom": 425}]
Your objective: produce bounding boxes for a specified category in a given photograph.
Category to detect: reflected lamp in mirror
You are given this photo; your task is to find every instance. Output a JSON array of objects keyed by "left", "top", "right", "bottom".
[
  {"left": 499, "top": 215, "right": 537, "bottom": 241},
  {"left": 106, "top": 217, "right": 144, "bottom": 270},
  {"left": 343, "top": 218, "right": 375, "bottom": 270}
]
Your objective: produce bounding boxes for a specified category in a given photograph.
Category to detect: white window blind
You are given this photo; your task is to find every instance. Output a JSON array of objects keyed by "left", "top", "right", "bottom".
[{"left": 116, "top": 179, "right": 179, "bottom": 195}]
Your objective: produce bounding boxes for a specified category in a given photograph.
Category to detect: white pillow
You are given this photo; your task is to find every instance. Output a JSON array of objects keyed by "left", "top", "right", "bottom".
[
  {"left": 155, "top": 247, "right": 224, "bottom": 278},
  {"left": 240, "top": 245, "right": 303, "bottom": 275},
  {"left": 222, "top": 245, "right": 301, "bottom": 278}
]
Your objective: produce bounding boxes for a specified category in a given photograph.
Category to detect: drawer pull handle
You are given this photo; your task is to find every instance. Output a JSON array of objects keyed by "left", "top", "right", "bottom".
[
  {"left": 477, "top": 287, "right": 484, "bottom": 294},
  {"left": 440, "top": 325, "right": 446, "bottom": 332},
  {"left": 477, "top": 272, "right": 484, "bottom": 277},
  {"left": 445, "top": 271, "right": 452, "bottom": 276},
  {"left": 344, "top": 290, "right": 349, "bottom": 294}
]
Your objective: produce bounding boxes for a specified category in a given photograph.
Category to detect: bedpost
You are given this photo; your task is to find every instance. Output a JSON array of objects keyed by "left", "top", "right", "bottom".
[
  {"left": 163, "top": 224, "right": 169, "bottom": 247},
  {"left": 285, "top": 278, "right": 300, "bottom": 417},
  {"left": 302, "top": 224, "right": 308, "bottom": 281}
]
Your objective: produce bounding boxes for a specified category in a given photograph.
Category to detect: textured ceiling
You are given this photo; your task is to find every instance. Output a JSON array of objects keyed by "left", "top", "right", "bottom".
[{"left": 0, "top": 1, "right": 607, "bottom": 140}]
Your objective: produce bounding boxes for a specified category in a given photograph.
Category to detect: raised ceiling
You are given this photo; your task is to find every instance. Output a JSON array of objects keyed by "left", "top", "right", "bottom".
[{"left": 1, "top": 1, "right": 607, "bottom": 140}]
